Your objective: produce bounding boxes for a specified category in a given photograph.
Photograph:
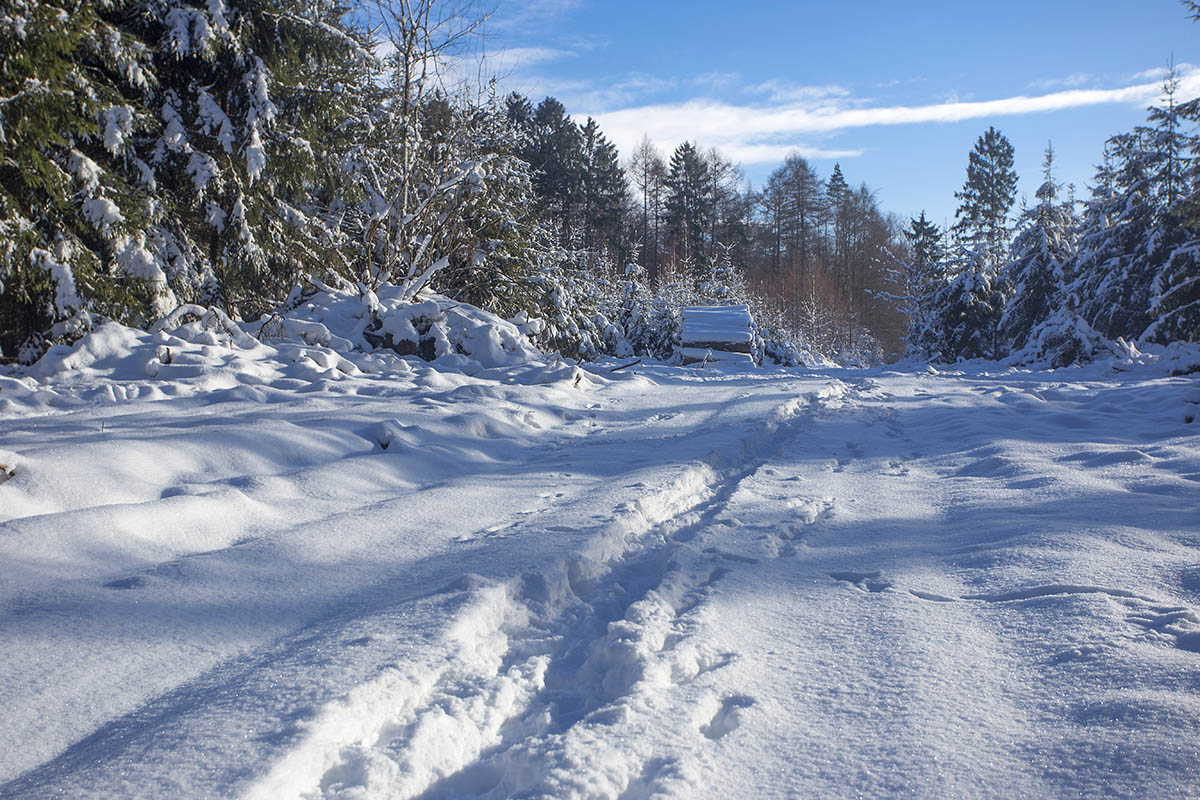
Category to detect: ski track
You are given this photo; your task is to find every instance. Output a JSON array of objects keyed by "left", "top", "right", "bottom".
[
  {"left": 3, "top": 366, "right": 1200, "bottom": 798},
  {"left": 245, "top": 379, "right": 854, "bottom": 800}
]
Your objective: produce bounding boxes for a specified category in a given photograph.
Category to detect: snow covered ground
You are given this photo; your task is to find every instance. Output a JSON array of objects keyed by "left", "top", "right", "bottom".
[{"left": 2, "top": 333, "right": 1200, "bottom": 798}]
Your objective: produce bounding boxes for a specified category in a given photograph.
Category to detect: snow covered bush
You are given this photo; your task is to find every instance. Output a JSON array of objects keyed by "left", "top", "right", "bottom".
[{"left": 1007, "top": 311, "right": 1109, "bottom": 369}]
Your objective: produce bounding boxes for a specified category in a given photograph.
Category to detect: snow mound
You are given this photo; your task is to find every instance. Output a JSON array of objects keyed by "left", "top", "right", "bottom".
[
  {"left": 1004, "top": 312, "right": 1200, "bottom": 379},
  {"left": 269, "top": 282, "right": 545, "bottom": 371},
  {"left": 1108, "top": 339, "right": 1200, "bottom": 377},
  {"left": 1007, "top": 313, "right": 1109, "bottom": 369},
  {"left": 1, "top": 283, "right": 580, "bottom": 415}
]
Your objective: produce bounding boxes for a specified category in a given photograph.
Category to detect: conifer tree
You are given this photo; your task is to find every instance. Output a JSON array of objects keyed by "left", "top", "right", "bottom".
[
  {"left": 826, "top": 163, "right": 850, "bottom": 287},
  {"left": 579, "top": 117, "right": 626, "bottom": 264},
  {"left": 0, "top": 0, "right": 158, "bottom": 356},
  {"left": 1000, "top": 144, "right": 1078, "bottom": 353},
  {"left": 952, "top": 127, "right": 1018, "bottom": 270},
  {"left": 924, "top": 127, "right": 1017, "bottom": 361},
  {"left": 927, "top": 247, "right": 1005, "bottom": 360},
  {"left": 0, "top": 0, "right": 374, "bottom": 359},
  {"left": 1069, "top": 73, "right": 1197, "bottom": 345},
  {"left": 1143, "top": 69, "right": 1200, "bottom": 343},
  {"left": 664, "top": 141, "right": 711, "bottom": 273},
  {"left": 1067, "top": 135, "right": 1155, "bottom": 341},
  {"left": 132, "top": 0, "right": 374, "bottom": 316},
  {"left": 504, "top": 92, "right": 533, "bottom": 130},
  {"left": 526, "top": 97, "right": 583, "bottom": 244},
  {"left": 898, "top": 211, "right": 945, "bottom": 357}
]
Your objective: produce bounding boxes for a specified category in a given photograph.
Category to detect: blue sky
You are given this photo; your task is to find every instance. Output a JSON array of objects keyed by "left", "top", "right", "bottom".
[{"left": 478, "top": 0, "right": 1199, "bottom": 228}]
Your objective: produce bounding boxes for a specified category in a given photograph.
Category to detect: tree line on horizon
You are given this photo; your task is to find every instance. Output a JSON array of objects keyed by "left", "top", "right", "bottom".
[
  {"left": 1, "top": 0, "right": 1197, "bottom": 368},
  {"left": 896, "top": 69, "right": 1199, "bottom": 366}
]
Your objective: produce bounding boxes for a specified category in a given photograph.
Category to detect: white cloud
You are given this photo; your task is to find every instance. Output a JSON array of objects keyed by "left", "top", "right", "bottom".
[
  {"left": 586, "top": 65, "right": 1200, "bottom": 169},
  {"left": 1029, "top": 72, "right": 1094, "bottom": 91},
  {"left": 488, "top": 0, "right": 581, "bottom": 31},
  {"left": 720, "top": 143, "right": 864, "bottom": 164},
  {"left": 1132, "top": 66, "right": 1172, "bottom": 83},
  {"left": 748, "top": 80, "right": 852, "bottom": 104},
  {"left": 484, "top": 47, "right": 575, "bottom": 68}
]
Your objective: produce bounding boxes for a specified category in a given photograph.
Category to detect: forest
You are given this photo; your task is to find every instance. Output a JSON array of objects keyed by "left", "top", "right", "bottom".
[{"left": 1, "top": 0, "right": 1198, "bottom": 368}]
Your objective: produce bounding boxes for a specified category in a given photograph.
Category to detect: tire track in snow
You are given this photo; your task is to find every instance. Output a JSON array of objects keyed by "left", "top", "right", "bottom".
[{"left": 245, "top": 380, "right": 854, "bottom": 800}]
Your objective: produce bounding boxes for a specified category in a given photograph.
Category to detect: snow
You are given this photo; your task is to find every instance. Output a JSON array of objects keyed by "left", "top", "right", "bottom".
[
  {"left": 245, "top": 126, "right": 265, "bottom": 185},
  {"left": 102, "top": 105, "right": 134, "bottom": 155},
  {"left": 68, "top": 149, "right": 102, "bottom": 193},
  {"left": 679, "top": 305, "right": 754, "bottom": 346},
  {"left": 196, "top": 90, "right": 234, "bottom": 153},
  {"left": 2, "top": 315, "right": 1200, "bottom": 798},
  {"left": 80, "top": 196, "right": 122, "bottom": 235},
  {"left": 676, "top": 346, "right": 754, "bottom": 366},
  {"left": 187, "top": 151, "right": 220, "bottom": 193},
  {"left": 29, "top": 245, "right": 81, "bottom": 315},
  {"left": 679, "top": 306, "right": 755, "bottom": 366}
]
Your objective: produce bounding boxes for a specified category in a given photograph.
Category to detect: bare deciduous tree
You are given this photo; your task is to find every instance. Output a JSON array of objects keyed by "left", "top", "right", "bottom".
[{"left": 355, "top": 0, "right": 490, "bottom": 298}]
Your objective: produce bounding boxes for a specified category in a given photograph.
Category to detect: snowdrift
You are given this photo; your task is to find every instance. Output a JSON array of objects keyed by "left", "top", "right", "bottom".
[{"left": 0, "top": 283, "right": 583, "bottom": 415}]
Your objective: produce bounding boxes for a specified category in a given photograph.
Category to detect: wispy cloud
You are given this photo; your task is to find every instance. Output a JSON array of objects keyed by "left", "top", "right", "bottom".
[
  {"left": 1131, "top": 66, "right": 1174, "bottom": 83},
  {"left": 1029, "top": 72, "right": 1095, "bottom": 91},
  {"left": 488, "top": 0, "right": 581, "bottom": 31},
  {"left": 747, "top": 80, "right": 853, "bottom": 104},
  {"left": 484, "top": 46, "right": 575, "bottom": 67},
  {"left": 721, "top": 143, "right": 865, "bottom": 163},
  {"left": 586, "top": 65, "right": 1200, "bottom": 168}
]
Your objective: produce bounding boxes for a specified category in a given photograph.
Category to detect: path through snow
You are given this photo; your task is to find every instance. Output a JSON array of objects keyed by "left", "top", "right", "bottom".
[{"left": 2, "top": 363, "right": 1199, "bottom": 798}]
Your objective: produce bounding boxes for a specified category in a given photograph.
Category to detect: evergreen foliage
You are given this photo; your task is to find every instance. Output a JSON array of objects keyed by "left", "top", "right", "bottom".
[
  {"left": 1000, "top": 144, "right": 1078, "bottom": 354},
  {"left": 885, "top": 211, "right": 944, "bottom": 359},
  {"left": 952, "top": 127, "right": 1018, "bottom": 270},
  {"left": 928, "top": 247, "right": 1005, "bottom": 361},
  {"left": 664, "top": 141, "right": 711, "bottom": 271}
]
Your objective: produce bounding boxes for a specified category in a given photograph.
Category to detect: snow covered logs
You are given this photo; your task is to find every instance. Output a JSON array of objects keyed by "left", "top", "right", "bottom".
[{"left": 678, "top": 305, "right": 755, "bottom": 366}]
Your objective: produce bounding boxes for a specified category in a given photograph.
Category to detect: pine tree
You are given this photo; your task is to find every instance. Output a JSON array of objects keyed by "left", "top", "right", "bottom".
[
  {"left": 612, "top": 261, "right": 654, "bottom": 356},
  {"left": 0, "top": 0, "right": 376, "bottom": 359},
  {"left": 925, "top": 127, "right": 1017, "bottom": 361},
  {"left": 1070, "top": 77, "right": 1197, "bottom": 344},
  {"left": 697, "top": 242, "right": 748, "bottom": 305},
  {"left": 928, "top": 247, "right": 1005, "bottom": 360},
  {"left": 579, "top": 117, "right": 626, "bottom": 264},
  {"left": 826, "top": 163, "right": 850, "bottom": 288},
  {"left": 0, "top": 0, "right": 159, "bottom": 357},
  {"left": 898, "top": 211, "right": 945, "bottom": 357},
  {"left": 526, "top": 97, "right": 583, "bottom": 245},
  {"left": 504, "top": 92, "right": 533, "bottom": 130},
  {"left": 130, "top": 0, "right": 373, "bottom": 314},
  {"left": 664, "top": 141, "right": 711, "bottom": 273},
  {"left": 1067, "top": 137, "right": 1151, "bottom": 340},
  {"left": 1143, "top": 68, "right": 1200, "bottom": 343},
  {"left": 952, "top": 127, "right": 1018, "bottom": 270},
  {"left": 1000, "top": 143, "right": 1078, "bottom": 354}
]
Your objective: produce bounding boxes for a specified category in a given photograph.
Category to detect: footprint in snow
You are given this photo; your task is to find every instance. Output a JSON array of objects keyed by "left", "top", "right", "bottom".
[
  {"left": 703, "top": 547, "right": 759, "bottom": 565},
  {"left": 1127, "top": 604, "right": 1200, "bottom": 653},
  {"left": 103, "top": 576, "right": 149, "bottom": 590},
  {"left": 701, "top": 694, "right": 755, "bottom": 740},
  {"left": 830, "top": 570, "right": 893, "bottom": 593},
  {"left": 1053, "top": 644, "right": 1105, "bottom": 663}
]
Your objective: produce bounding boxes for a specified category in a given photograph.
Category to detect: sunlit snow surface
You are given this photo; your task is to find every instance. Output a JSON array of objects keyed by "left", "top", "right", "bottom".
[{"left": 2, "top": 335, "right": 1200, "bottom": 798}]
